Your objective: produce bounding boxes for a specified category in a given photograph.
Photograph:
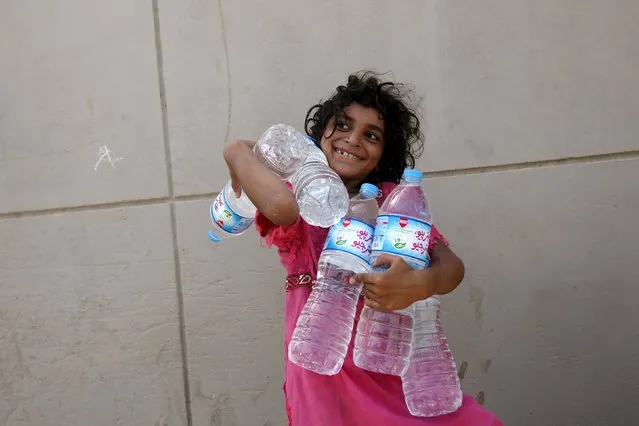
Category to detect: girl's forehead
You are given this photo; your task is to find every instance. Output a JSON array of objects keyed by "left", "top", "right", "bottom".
[{"left": 340, "top": 104, "right": 385, "bottom": 128}]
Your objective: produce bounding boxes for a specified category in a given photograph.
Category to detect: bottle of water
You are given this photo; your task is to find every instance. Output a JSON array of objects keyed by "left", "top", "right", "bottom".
[
  {"left": 210, "top": 123, "right": 306, "bottom": 243},
  {"left": 402, "top": 297, "right": 462, "bottom": 417},
  {"left": 288, "top": 183, "right": 379, "bottom": 375},
  {"left": 253, "top": 123, "right": 316, "bottom": 179},
  {"left": 289, "top": 152, "right": 349, "bottom": 228},
  {"left": 209, "top": 124, "right": 348, "bottom": 241},
  {"left": 208, "top": 181, "right": 257, "bottom": 243},
  {"left": 353, "top": 169, "right": 432, "bottom": 376},
  {"left": 274, "top": 124, "right": 349, "bottom": 228}
]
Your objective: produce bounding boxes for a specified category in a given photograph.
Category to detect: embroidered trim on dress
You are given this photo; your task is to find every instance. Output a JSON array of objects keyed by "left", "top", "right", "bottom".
[{"left": 285, "top": 273, "right": 313, "bottom": 291}]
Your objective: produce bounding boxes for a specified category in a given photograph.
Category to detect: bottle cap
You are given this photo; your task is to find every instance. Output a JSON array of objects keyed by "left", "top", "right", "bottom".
[
  {"left": 402, "top": 168, "right": 423, "bottom": 182},
  {"left": 208, "top": 229, "right": 221, "bottom": 243},
  {"left": 359, "top": 183, "right": 379, "bottom": 199}
]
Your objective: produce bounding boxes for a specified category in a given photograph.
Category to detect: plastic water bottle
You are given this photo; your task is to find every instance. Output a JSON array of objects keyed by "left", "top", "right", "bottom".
[
  {"left": 256, "top": 123, "right": 348, "bottom": 227},
  {"left": 402, "top": 297, "right": 462, "bottom": 417},
  {"left": 208, "top": 181, "right": 257, "bottom": 243},
  {"left": 208, "top": 124, "right": 324, "bottom": 242},
  {"left": 353, "top": 169, "right": 432, "bottom": 376},
  {"left": 288, "top": 183, "right": 379, "bottom": 375},
  {"left": 209, "top": 123, "right": 348, "bottom": 241},
  {"left": 289, "top": 152, "right": 349, "bottom": 228},
  {"left": 253, "top": 123, "right": 316, "bottom": 179}
]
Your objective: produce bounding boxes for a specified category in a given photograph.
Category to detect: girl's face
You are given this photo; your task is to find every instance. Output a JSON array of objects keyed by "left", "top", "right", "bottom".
[{"left": 320, "top": 103, "right": 385, "bottom": 192}]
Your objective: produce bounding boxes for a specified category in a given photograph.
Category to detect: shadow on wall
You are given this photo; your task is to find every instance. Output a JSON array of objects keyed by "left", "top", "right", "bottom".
[{"left": 457, "top": 360, "right": 487, "bottom": 406}]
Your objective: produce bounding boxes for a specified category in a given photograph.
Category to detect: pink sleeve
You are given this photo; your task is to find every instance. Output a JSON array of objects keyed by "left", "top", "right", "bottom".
[
  {"left": 255, "top": 211, "right": 305, "bottom": 251},
  {"left": 429, "top": 225, "right": 448, "bottom": 252},
  {"left": 253, "top": 181, "right": 307, "bottom": 251}
]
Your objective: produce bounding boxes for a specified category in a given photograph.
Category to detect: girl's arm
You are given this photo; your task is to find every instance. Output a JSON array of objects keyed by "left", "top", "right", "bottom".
[
  {"left": 424, "top": 243, "right": 465, "bottom": 296},
  {"left": 349, "top": 243, "right": 465, "bottom": 312},
  {"left": 223, "top": 139, "right": 299, "bottom": 226}
]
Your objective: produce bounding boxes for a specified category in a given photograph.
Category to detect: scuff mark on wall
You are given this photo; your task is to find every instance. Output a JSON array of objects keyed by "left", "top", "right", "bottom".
[
  {"left": 457, "top": 360, "right": 469, "bottom": 381},
  {"left": 154, "top": 414, "right": 168, "bottom": 426},
  {"left": 12, "top": 331, "right": 31, "bottom": 377},
  {"left": 476, "top": 391, "right": 485, "bottom": 406},
  {"left": 468, "top": 284, "right": 485, "bottom": 321},
  {"left": 210, "top": 393, "right": 238, "bottom": 426}
]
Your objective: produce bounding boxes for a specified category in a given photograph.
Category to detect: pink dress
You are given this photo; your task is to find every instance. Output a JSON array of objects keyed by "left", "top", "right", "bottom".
[{"left": 255, "top": 182, "right": 503, "bottom": 426}]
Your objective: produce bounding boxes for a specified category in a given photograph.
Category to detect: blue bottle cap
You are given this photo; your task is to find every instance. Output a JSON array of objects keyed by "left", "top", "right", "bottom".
[
  {"left": 402, "top": 168, "right": 423, "bottom": 182},
  {"left": 208, "top": 229, "right": 221, "bottom": 243},
  {"left": 359, "top": 183, "right": 379, "bottom": 199}
]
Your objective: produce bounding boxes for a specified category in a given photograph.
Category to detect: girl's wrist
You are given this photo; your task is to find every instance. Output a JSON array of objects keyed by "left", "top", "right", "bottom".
[
  {"left": 224, "top": 140, "right": 253, "bottom": 171},
  {"left": 410, "top": 268, "right": 437, "bottom": 302}
]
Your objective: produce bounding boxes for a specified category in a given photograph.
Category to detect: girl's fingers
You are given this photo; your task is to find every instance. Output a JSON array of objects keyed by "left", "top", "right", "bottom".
[
  {"left": 364, "top": 295, "right": 381, "bottom": 310},
  {"left": 363, "top": 285, "right": 382, "bottom": 297},
  {"left": 371, "top": 253, "right": 400, "bottom": 268},
  {"left": 363, "top": 288, "right": 378, "bottom": 300}
]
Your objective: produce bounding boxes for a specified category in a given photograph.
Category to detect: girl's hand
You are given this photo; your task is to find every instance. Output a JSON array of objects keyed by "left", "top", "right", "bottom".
[
  {"left": 349, "top": 244, "right": 465, "bottom": 312},
  {"left": 349, "top": 254, "right": 433, "bottom": 312},
  {"left": 224, "top": 140, "right": 253, "bottom": 197},
  {"left": 228, "top": 167, "right": 242, "bottom": 197},
  {"left": 222, "top": 138, "right": 299, "bottom": 225}
]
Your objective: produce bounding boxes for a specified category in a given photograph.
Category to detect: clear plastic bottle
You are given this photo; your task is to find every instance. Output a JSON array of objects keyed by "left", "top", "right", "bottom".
[
  {"left": 209, "top": 124, "right": 348, "bottom": 241},
  {"left": 208, "top": 181, "right": 257, "bottom": 243},
  {"left": 209, "top": 123, "right": 305, "bottom": 243},
  {"left": 289, "top": 153, "right": 350, "bottom": 228},
  {"left": 253, "top": 124, "right": 316, "bottom": 179},
  {"left": 288, "top": 183, "right": 379, "bottom": 375},
  {"left": 353, "top": 169, "right": 433, "bottom": 376},
  {"left": 402, "top": 297, "right": 462, "bottom": 417},
  {"left": 255, "top": 123, "right": 349, "bottom": 228}
]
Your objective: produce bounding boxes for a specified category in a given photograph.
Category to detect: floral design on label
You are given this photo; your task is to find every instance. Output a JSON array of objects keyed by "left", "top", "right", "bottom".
[
  {"left": 210, "top": 191, "right": 254, "bottom": 235},
  {"left": 372, "top": 214, "right": 432, "bottom": 268},
  {"left": 323, "top": 217, "right": 374, "bottom": 262}
]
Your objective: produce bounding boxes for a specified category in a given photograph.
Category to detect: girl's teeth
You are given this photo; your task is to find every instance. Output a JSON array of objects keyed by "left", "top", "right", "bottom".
[{"left": 336, "top": 149, "right": 358, "bottom": 160}]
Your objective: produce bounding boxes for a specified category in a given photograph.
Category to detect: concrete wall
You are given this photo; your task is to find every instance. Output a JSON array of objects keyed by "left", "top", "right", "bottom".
[{"left": 1, "top": 1, "right": 638, "bottom": 425}]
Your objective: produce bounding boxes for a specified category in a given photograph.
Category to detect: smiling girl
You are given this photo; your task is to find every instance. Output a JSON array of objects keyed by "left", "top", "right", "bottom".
[{"left": 223, "top": 72, "right": 502, "bottom": 426}]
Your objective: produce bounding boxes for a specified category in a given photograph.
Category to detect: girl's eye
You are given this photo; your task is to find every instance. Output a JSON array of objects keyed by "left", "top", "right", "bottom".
[
  {"left": 336, "top": 120, "right": 349, "bottom": 131},
  {"left": 367, "top": 132, "right": 380, "bottom": 142}
]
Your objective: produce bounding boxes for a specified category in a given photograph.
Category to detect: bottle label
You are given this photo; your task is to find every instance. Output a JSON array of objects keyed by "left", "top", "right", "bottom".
[
  {"left": 323, "top": 217, "right": 375, "bottom": 262},
  {"left": 372, "top": 215, "right": 432, "bottom": 268},
  {"left": 210, "top": 191, "right": 254, "bottom": 234}
]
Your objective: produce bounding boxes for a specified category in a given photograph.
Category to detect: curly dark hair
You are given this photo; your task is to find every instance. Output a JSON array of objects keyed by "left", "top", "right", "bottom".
[{"left": 304, "top": 71, "right": 424, "bottom": 184}]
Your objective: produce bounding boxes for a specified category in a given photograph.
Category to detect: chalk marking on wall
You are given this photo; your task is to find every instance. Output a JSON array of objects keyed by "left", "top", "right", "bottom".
[{"left": 94, "top": 145, "right": 123, "bottom": 171}]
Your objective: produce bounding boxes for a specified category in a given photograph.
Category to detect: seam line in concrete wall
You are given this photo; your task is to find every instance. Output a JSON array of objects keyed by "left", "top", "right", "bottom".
[
  {"left": 1, "top": 150, "right": 637, "bottom": 220},
  {"left": 152, "top": 1, "right": 193, "bottom": 425},
  {"left": 0, "top": 197, "right": 171, "bottom": 219},
  {"left": 423, "top": 150, "right": 639, "bottom": 178},
  {"left": 217, "top": 0, "right": 233, "bottom": 143}
]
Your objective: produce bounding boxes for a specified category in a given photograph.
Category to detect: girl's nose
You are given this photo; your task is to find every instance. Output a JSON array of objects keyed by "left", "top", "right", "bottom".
[{"left": 345, "top": 132, "right": 363, "bottom": 147}]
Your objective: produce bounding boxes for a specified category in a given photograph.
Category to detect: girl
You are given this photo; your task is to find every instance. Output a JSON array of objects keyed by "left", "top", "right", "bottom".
[{"left": 224, "top": 72, "right": 503, "bottom": 426}]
